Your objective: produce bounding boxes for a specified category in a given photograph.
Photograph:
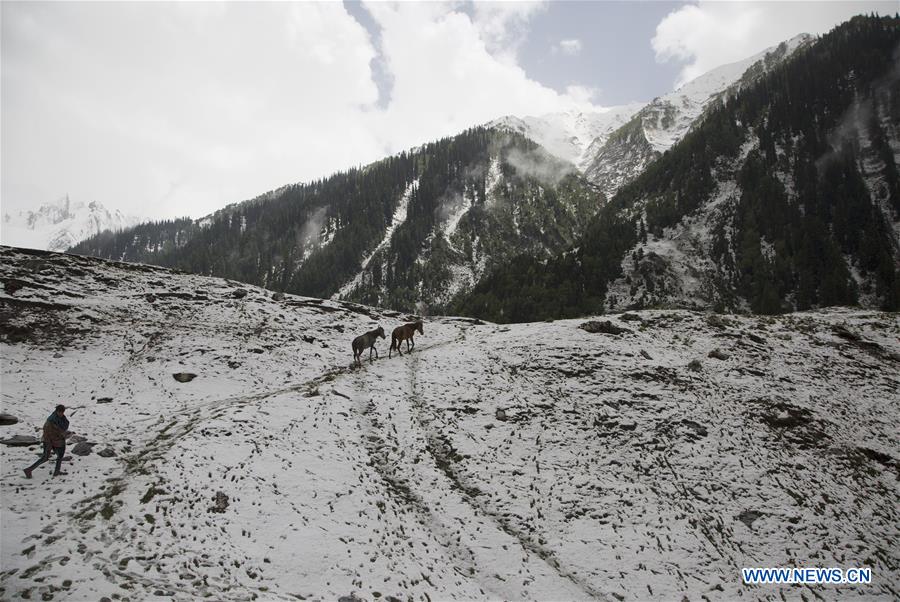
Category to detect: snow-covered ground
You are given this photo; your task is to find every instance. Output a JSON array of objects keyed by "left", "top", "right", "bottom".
[{"left": 1, "top": 246, "right": 898, "bottom": 601}]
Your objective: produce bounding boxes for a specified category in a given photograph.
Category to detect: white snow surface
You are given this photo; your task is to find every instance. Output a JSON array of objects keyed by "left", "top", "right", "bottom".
[
  {"left": 1, "top": 247, "right": 899, "bottom": 601},
  {"left": 1, "top": 197, "right": 139, "bottom": 252}
]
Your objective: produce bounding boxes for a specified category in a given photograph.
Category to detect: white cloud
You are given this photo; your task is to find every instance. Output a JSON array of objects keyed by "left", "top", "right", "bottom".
[
  {"left": 652, "top": 1, "right": 898, "bottom": 88},
  {"left": 554, "top": 38, "right": 583, "bottom": 56},
  {"left": 0, "top": 1, "right": 599, "bottom": 221},
  {"left": 471, "top": 1, "right": 548, "bottom": 62}
]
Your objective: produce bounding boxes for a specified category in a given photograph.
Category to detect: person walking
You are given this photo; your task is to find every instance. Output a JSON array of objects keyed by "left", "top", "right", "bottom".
[{"left": 24, "top": 404, "right": 69, "bottom": 478}]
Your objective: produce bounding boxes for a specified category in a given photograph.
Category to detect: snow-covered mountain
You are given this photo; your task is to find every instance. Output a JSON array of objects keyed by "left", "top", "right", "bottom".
[
  {"left": 489, "top": 34, "right": 814, "bottom": 199},
  {"left": 487, "top": 103, "right": 644, "bottom": 169},
  {"left": 1, "top": 247, "right": 898, "bottom": 600},
  {"left": 1, "top": 196, "right": 139, "bottom": 252},
  {"left": 71, "top": 129, "right": 602, "bottom": 315},
  {"left": 583, "top": 33, "right": 814, "bottom": 198}
]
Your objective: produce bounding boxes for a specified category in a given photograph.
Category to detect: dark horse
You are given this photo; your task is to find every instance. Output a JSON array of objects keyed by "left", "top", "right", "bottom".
[
  {"left": 389, "top": 321, "right": 424, "bottom": 357},
  {"left": 352, "top": 326, "right": 386, "bottom": 366}
]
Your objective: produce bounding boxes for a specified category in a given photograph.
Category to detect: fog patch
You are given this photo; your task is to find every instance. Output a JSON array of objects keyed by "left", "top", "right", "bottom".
[
  {"left": 505, "top": 147, "right": 575, "bottom": 186},
  {"left": 815, "top": 99, "right": 870, "bottom": 175},
  {"left": 297, "top": 206, "right": 330, "bottom": 253}
]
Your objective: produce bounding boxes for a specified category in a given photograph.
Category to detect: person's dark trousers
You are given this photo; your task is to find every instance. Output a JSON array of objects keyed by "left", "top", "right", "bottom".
[{"left": 27, "top": 443, "right": 65, "bottom": 474}]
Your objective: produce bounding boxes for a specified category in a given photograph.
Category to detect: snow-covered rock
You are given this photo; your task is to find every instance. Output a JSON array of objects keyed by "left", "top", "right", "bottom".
[
  {"left": 1, "top": 196, "right": 139, "bottom": 252},
  {"left": 1, "top": 247, "right": 897, "bottom": 600}
]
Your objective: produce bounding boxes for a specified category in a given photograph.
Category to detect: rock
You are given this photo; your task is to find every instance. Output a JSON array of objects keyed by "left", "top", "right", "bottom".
[
  {"left": 338, "top": 594, "right": 366, "bottom": 602},
  {"left": 172, "top": 372, "right": 197, "bottom": 383},
  {"left": 737, "top": 509, "right": 763, "bottom": 528},
  {"left": 579, "top": 320, "right": 630, "bottom": 336},
  {"left": 746, "top": 333, "right": 766, "bottom": 345},
  {"left": 232, "top": 289, "right": 248, "bottom": 299},
  {"left": 0, "top": 413, "right": 19, "bottom": 426},
  {"left": 620, "top": 313, "right": 642, "bottom": 322},
  {"left": 495, "top": 408, "right": 508, "bottom": 421},
  {"left": 687, "top": 359, "right": 702, "bottom": 371},
  {"left": 832, "top": 324, "right": 860, "bottom": 341},
  {"left": 227, "top": 360, "right": 241, "bottom": 369},
  {"left": 71, "top": 442, "right": 95, "bottom": 456},
  {"left": 640, "top": 350, "right": 652, "bottom": 360},
  {"left": 272, "top": 291, "right": 285, "bottom": 301},
  {"left": 706, "top": 314, "right": 732, "bottom": 329},
  {"left": 68, "top": 434, "right": 87, "bottom": 443},
  {"left": 681, "top": 419, "right": 708, "bottom": 438},
  {"left": 209, "top": 491, "right": 229, "bottom": 513},
  {"left": 619, "top": 422, "right": 637, "bottom": 431},
  {"left": 97, "top": 448, "right": 116, "bottom": 458},
  {"left": 53, "top": 352, "right": 63, "bottom": 358},
  {"left": 96, "top": 397, "right": 114, "bottom": 404},
  {"left": 707, "top": 348, "right": 729, "bottom": 360},
  {"left": 0, "top": 435, "right": 40, "bottom": 446},
  {"left": 145, "top": 293, "right": 157, "bottom": 303}
]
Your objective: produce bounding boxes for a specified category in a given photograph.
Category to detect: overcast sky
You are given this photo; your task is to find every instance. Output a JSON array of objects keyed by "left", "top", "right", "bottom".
[{"left": 2, "top": 1, "right": 895, "bottom": 220}]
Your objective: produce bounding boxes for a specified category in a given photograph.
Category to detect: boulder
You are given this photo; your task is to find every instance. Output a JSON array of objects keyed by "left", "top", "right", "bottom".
[
  {"left": 0, "top": 435, "right": 40, "bottom": 446},
  {"left": 687, "top": 359, "right": 703, "bottom": 371},
  {"left": 71, "top": 441, "right": 95, "bottom": 456},
  {"left": 707, "top": 348, "right": 730, "bottom": 360},
  {"left": 272, "top": 292, "right": 285, "bottom": 301},
  {"left": 0, "top": 413, "right": 19, "bottom": 426},
  {"left": 579, "top": 320, "right": 630, "bottom": 336},
  {"left": 172, "top": 372, "right": 197, "bottom": 383},
  {"left": 209, "top": 491, "right": 229, "bottom": 513},
  {"left": 737, "top": 509, "right": 763, "bottom": 528},
  {"left": 232, "top": 289, "right": 248, "bottom": 299},
  {"left": 640, "top": 350, "right": 653, "bottom": 360},
  {"left": 495, "top": 408, "right": 508, "bottom": 421},
  {"left": 68, "top": 434, "right": 87, "bottom": 443},
  {"left": 620, "top": 313, "right": 643, "bottom": 322},
  {"left": 97, "top": 448, "right": 116, "bottom": 458}
]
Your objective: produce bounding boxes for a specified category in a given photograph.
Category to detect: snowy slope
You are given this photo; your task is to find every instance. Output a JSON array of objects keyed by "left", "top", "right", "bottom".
[
  {"left": 1, "top": 247, "right": 898, "bottom": 601},
  {"left": 1, "top": 196, "right": 139, "bottom": 252}
]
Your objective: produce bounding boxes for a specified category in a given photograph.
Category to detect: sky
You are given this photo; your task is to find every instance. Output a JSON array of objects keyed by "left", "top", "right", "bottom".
[{"left": 2, "top": 1, "right": 896, "bottom": 221}]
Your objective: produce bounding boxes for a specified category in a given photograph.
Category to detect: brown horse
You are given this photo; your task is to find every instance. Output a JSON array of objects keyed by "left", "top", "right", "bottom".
[
  {"left": 352, "top": 326, "right": 386, "bottom": 366},
  {"left": 389, "top": 321, "right": 423, "bottom": 357}
]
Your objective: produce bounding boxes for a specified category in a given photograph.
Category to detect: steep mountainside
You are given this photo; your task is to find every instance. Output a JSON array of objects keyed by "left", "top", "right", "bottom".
[
  {"left": 455, "top": 16, "right": 900, "bottom": 323},
  {"left": 2, "top": 247, "right": 898, "bottom": 600},
  {"left": 71, "top": 129, "right": 602, "bottom": 314},
  {"left": 1, "top": 196, "right": 138, "bottom": 252},
  {"left": 583, "top": 34, "right": 814, "bottom": 199}
]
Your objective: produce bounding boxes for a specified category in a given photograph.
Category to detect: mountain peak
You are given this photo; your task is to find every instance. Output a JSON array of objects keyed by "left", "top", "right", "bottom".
[{"left": 1, "top": 197, "right": 139, "bottom": 251}]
